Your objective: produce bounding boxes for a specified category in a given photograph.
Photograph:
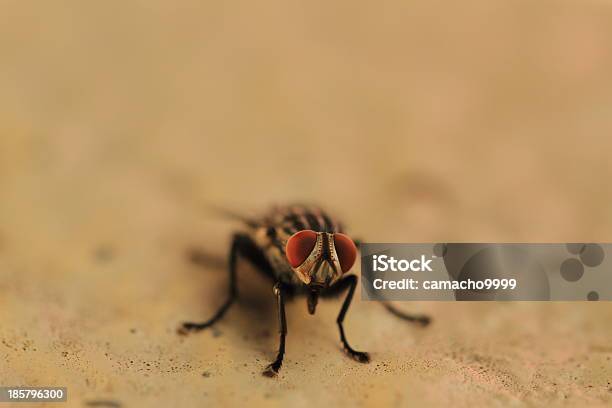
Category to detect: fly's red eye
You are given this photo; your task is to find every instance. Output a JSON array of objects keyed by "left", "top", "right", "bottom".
[
  {"left": 333, "top": 233, "right": 357, "bottom": 273},
  {"left": 286, "top": 230, "right": 317, "bottom": 268}
]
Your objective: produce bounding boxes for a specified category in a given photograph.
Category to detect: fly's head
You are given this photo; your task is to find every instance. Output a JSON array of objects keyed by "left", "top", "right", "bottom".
[{"left": 285, "top": 230, "right": 357, "bottom": 313}]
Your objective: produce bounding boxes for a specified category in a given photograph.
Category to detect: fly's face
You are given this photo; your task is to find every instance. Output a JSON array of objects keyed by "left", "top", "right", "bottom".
[{"left": 285, "top": 230, "right": 357, "bottom": 288}]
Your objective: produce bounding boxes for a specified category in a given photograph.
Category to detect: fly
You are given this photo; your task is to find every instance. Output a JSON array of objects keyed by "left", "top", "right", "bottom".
[{"left": 178, "top": 204, "right": 431, "bottom": 377}]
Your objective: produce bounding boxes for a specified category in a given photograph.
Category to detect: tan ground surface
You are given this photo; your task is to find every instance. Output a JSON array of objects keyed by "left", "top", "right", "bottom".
[{"left": 2, "top": 1, "right": 612, "bottom": 407}]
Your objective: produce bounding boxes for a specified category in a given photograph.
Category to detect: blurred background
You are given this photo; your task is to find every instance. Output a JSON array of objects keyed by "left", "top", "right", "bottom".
[{"left": 1, "top": 1, "right": 612, "bottom": 407}]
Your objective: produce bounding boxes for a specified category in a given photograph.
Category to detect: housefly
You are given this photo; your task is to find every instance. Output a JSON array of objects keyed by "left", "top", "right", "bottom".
[{"left": 179, "top": 204, "right": 430, "bottom": 376}]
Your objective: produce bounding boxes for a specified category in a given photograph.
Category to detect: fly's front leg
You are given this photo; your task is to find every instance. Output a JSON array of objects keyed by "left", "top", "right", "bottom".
[
  {"left": 327, "top": 274, "right": 370, "bottom": 363},
  {"left": 263, "top": 282, "right": 287, "bottom": 377},
  {"left": 179, "top": 234, "right": 244, "bottom": 334}
]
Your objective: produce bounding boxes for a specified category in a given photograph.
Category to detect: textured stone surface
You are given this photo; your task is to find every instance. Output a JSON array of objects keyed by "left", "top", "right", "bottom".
[{"left": 1, "top": 1, "right": 612, "bottom": 406}]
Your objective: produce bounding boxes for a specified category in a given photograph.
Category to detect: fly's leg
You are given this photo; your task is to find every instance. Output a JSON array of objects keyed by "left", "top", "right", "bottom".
[
  {"left": 179, "top": 234, "right": 246, "bottom": 334},
  {"left": 352, "top": 238, "right": 430, "bottom": 327},
  {"left": 382, "top": 303, "right": 431, "bottom": 326},
  {"left": 263, "top": 282, "right": 287, "bottom": 377},
  {"left": 325, "top": 274, "right": 370, "bottom": 363}
]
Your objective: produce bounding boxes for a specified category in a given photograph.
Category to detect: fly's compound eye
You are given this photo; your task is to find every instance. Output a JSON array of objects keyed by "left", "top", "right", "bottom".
[
  {"left": 333, "top": 233, "right": 357, "bottom": 273},
  {"left": 286, "top": 230, "right": 318, "bottom": 268}
]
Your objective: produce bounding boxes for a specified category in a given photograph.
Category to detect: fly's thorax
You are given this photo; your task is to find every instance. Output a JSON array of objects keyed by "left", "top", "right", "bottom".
[{"left": 251, "top": 225, "right": 299, "bottom": 283}]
